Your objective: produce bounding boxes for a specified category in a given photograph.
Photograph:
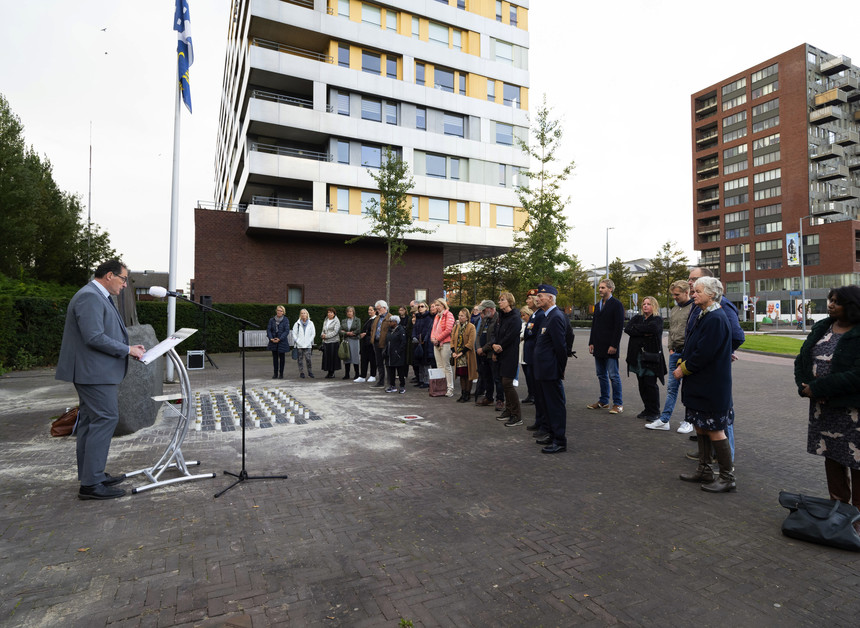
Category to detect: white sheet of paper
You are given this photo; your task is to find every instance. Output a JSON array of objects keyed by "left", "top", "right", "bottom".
[{"left": 140, "top": 328, "right": 197, "bottom": 365}]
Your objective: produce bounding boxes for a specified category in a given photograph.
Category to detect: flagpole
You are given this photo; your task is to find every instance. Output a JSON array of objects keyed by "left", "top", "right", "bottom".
[{"left": 166, "top": 78, "right": 182, "bottom": 383}]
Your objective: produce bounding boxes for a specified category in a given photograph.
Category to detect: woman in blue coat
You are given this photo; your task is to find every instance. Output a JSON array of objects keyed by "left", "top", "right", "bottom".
[
  {"left": 673, "top": 277, "right": 735, "bottom": 493},
  {"left": 266, "top": 305, "right": 291, "bottom": 379}
]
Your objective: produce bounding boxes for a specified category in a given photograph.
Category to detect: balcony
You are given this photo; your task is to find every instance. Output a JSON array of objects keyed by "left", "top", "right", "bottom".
[
  {"left": 810, "top": 106, "right": 844, "bottom": 124},
  {"left": 814, "top": 164, "right": 849, "bottom": 181},
  {"left": 810, "top": 143, "right": 845, "bottom": 161},
  {"left": 835, "top": 131, "right": 860, "bottom": 146},
  {"left": 695, "top": 130, "right": 718, "bottom": 149},
  {"left": 829, "top": 185, "right": 860, "bottom": 200},
  {"left": 697, "top": 221, "right": 720, "bottom": 235},
  {"left": 696, "top": 160, "right": 719, "bottom": 176},
  {"left": 251, "top": 38, "right": 333, "bottom": 64},
  {"left": 836, "top": 76, "right": 859, "bottom": 92},
  {"left": 820, "top": 55, "right": 851, "bottom": 75},
  {"left": 847, "top": 155, "right": 860, "bottom": 170},
  {"left": 811, "top": 201, "right": 845, "bottom": 216},
  {"left": 814, "top": 88, "right": 848, "bottom": 107},
  {"left": 251, "top": 196, "right": 315, "bottom": 210},
  {"left": 697, "top": 193, "right": 719, "bottom": 207},
  {"left": 695, "top": 98, "right": 717, "bottom": 118},
  {"left": 251, "top": 89, "right": 333, "bottom": 112}
]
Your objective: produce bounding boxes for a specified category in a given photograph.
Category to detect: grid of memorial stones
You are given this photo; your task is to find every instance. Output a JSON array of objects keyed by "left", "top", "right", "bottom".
[{"left": 192, "top": 387, "right": 322, "bottom": 432}]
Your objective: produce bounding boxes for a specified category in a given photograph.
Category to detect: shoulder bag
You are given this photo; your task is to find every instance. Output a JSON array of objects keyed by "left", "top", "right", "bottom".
[{"left": 778, "top": 491, "right": 860, "bottom": 551}]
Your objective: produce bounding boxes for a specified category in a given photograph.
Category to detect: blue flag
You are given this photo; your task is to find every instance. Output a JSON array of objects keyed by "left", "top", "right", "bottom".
[{"left": 174, "top": 0, "right": 193, "bottom": 113}]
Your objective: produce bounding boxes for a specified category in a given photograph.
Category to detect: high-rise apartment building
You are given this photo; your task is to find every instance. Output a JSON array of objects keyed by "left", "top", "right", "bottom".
[
  {"left": 195, "top": 0, "right": 530, "bottom": 306},
  {"left": 691, "top": 43, "right": 860, "bottom": 317}
]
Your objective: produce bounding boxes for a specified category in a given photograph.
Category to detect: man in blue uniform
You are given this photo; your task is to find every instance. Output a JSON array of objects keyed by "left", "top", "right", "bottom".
[{"left": 531, "top": 284, "right": 570, "bottom": 454}]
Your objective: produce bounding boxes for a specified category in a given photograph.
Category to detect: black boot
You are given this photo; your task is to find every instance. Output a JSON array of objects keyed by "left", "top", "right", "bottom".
[
  {"left": 463, "top": 391, "right": 471, "bottom": 402},
  {"left": 701, "top": 438, "right": 736, "bottom": 493},
  {"left": 680, "top": 434, "right": 714, "bottom": 483},
  {"left": 342, "top": 365, "right": 351, "bottom": 380}
]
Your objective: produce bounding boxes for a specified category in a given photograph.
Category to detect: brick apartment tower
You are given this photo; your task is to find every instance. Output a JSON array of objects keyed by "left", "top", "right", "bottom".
[
  {"left": 196, "top": 0, "right": 531, "bottom": 306},
  {"left": 691, "top": 43, "right": 860, "bottom": 318}
]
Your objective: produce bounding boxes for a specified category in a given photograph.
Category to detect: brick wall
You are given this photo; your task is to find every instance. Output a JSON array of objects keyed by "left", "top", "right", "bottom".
[{"left": 194, "top": 208, "right": 444, "bottom": 305}]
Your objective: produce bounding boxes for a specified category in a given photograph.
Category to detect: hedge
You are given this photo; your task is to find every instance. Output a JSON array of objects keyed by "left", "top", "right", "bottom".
[{"left": 0, "top": 299, "right": 378, "bottom": 370}]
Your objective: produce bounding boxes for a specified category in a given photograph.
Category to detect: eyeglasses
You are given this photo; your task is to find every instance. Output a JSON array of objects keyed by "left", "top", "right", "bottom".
[{"left": 114, "top": 273, "right": 128, "bottom": 284}]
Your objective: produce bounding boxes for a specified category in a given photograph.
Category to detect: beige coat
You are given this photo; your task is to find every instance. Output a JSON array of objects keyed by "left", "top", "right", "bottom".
[{"left": 451, "top": 322, "right": 478, "bottom": 381}]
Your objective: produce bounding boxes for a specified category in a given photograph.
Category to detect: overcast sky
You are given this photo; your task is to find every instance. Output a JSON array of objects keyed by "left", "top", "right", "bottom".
[{"left": 2, "top": 1, "right": 858, "bottom": 287}]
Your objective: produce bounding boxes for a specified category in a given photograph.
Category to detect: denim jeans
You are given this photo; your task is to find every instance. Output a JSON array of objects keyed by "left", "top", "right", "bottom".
[
  {"left": 658, "top": 352, "right": 681, "bottom": 423},
  {"left": 594, "top": 357, "right": 622, "bottom": 406}
]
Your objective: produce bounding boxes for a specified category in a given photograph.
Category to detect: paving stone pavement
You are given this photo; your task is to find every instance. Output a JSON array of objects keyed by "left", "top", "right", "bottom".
[{"left": 1, "top": 333, "right": 859, "bottom": 627}]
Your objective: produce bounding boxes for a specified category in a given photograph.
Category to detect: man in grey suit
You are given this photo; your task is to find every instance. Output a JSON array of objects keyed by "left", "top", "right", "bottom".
[{"left": 56, "top": 259, "right": 146, "bottom": 500}]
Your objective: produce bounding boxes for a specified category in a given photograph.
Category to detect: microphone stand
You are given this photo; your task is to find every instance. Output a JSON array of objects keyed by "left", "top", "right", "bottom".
[{"left": 166, "top": 294, "right": 288, "bottom": 498}]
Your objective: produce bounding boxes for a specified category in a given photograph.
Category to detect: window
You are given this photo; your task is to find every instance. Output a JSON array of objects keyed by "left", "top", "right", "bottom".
[
  {"left": 337, "top": 92, "right": 349, "bottom": 116},
  {"left": 362, "top": 51, "right": 381, "bottom": 74},
  {"left": 487, "top": 80, "right": 496, "bottom": 102},
  {"left": 754, "top": 203, "right": 781, "bottom": 217},
  {"left": 457, "top": 0, "right": 465, "bottom": 8},
  {"left": 337, "top": 140, "right": 349, "bottom": 164},
  {"left": 435, "top": 67, "right": 455, "bottom": 93},
  {"left": 459, "top": 74, "right": 466, "bottom": 95},
  {"left": 721, "top": 78, "right": 746, "bottom": 95},
  {"left": 724, "top": 177, "right": 748, "bottom": 192},
  {"left": 725, "top": 227, "right": 749, "bottom": 239},
  {"left": 496, "top": 0, "right": 502, "bottom": 21},
  {"left": 426, "top": 153, "right": 447, "bottom": 178},
  {"left": 754, "top": 168, "right": 781, "bottom": 185},
  {"left": 723, "top": 128, "right": 747, "bottom": 143},
  {"left": 361, "top": 98, "right": 382, "bottom": 122},
  {"left": 510, "top": 5, "right": 518, "bottom": 26},
  {"left": 723, "top": 160, "right": 747, "bottom": 175},
  {"left": 496, "top": 122, "right": 513, "bottom": 145},
  {"left": 288, "top": 286, "right": 303, "bottom": 304},
  {"left": 752, "top": 81, "right": 778, "bottom": 99},
  {"left": 457, "top": 201, "right": 466, "bottom": 224},
  {"left": 754, "top": 221, "right": 782, "bottom": 234},
  {"left": 452, "top": 30, "right": 462, "bottom": 51},
  {"left": 756, "top": 258, "right": 782, "bottom": 270},
  {"left": 338, "top": 44, "right": 350, "bottom": 68},
  {"left": 723, "top": 144, "right": 747, "bottom": 159},
  {"left": 722, "top": 94, "right": 746, "bottom": 110},
  {"left": 361, "top": 145, "right": 381, "bottom": 168},
  {"left": 429, "top": 22, "right": 448, "bottom": 47},
  {"left": 495, "top": 40, "right": 513, "bottom": 65},
  {"left": 753, "top": 133, "right": 780, "bottom": 150},
  {"left": 499, "top": 163, "right": 506, "bottom": 186},
  {"left": 385, "top": 102, "right": 397, "bottom": 125},
  {"left": 724, "top": 210, "right": 749, "bottom": 223},
  {"left": 752, "top": 116, "right": 779, "bottom": 133},
  {"left": 412, "top": 196, "right": 419, "bottom": 219},
  {"left": 361, "top": 191, "right": 380, "bottom": 215},
  {"left": 725, "top": 261, "right": 750, "bottom": 272},
  {"left": 444, "top": 113, "right": 464, "bottom": 137},
  {"left": 338, "top": 0, "right": 349, "bottom": 17},
  {"left": 416, "top": 107, "right": 426, "bottom": 130},
  {"left": 361, "top": 4, "right": 381, "bottom": 27},
  {"left": 725, "top": 244, "right": 750, "bottom": 255},
  {"left": 753, "top": 150, "right": 780, "bottom": 167},
  {"left": 337, "top": 188, "right": 349, "bottom": 213},
  {"left": 503, "top": 83, "right": 519, "bottom": 107},
  {"left": 386, "top": 57, "right": 397, "bottom": 79},
  {"left": 412, "top": 16, "right": 419, "bottom": 37},
  {"left": 386, "top": 11, "right": 397, "bottom": 31},
  {"left": 752, "top": 98, "right": 779, "bottom": 117},
  {"left": 803, "top": 252, "right": 820, "bottom": 266},
  {"left": 724, "top": 193, "right": 748, "bottom": 207},
  {"left": 450, "top": 158, "right": 460, "bottom": 180},
  {"left": 428, "top": 198, "right": 449, "bottom": 223},
  {"left": 755, "top": 239, "right": 783, "bottom": 252},
  {"left": 723, "top": 111, "right": 747, "bottom": 127},
  {"left": 754, "top": 186, "right": 781, "bottom": 201},
  {"left": 804, "top": 234, "right": 819, "bottom": 246},
  {"left": 416, "top": 62, "right": 425, "bottom": 86},
  {"left": 497, "top": 205, "right": 513, "bottom": 227},
  {"left": 752, "top": 63, "right": 778, "bottom": 83}
]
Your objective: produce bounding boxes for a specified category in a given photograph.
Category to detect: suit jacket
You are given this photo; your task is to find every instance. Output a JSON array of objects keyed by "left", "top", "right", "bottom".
[
  {"left": 522, "top": 308, "right": 545, "bottom": 365},
  {"left": 532, "top": 306, "right": 568, "bottom": 381},
  {"left": 589, "top": 296, "right": 625, "bottom": 359},
  {"left": 56, "top": 281, "right": 129, "bottom": 385}
]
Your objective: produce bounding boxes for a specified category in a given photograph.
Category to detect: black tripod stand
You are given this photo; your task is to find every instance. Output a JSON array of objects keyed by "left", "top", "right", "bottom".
[{"left": 171, "top": 295, "right": 287, "bottom": 497}]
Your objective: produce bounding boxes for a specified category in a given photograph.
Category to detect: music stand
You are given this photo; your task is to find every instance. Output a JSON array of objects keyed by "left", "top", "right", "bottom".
[{"left": 165, "top": 296, "right": 288, "bottom": 497}]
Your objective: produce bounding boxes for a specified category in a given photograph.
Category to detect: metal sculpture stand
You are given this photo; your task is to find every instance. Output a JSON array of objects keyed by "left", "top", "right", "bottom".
[{"left": 126, "top": 348, "right": 216, "bottom": 493}]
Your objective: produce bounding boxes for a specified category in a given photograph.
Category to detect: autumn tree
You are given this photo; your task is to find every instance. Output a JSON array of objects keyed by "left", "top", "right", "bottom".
[
  {"left": 637, "top": 241, "right": 690, "bottom": 312},
  {"left": 608, "top": 257, "right": 636, "bottom": 309},
  {"left": 346, "top": 148, "right": 434, "bottom": 304},
  {"left": 556, "top": 255, "right": 591, "bottom": 316}
]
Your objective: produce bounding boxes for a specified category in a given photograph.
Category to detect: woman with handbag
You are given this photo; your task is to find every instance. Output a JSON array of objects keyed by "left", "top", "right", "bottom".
[
  {"left": 624, "top": 296, "right": 667, "bottom": 421},
  {"left": 356, "top": 305, "right": 378, "bottom": 383},
  {"left": 339, "top": 306, "right": 361, "bottom": 380},
  {"left": 431, "top": 299, "right": 455, "bottom": 397},
  {"left": 491, "top": 292, "right": 523, "bottom": 426},
  {"left": 412, "top": 301, "right": 433, "bottom": 389},
  {"left": 292, "top": 309, "right": 316, "bottom": 379},
  {"left": 451, "top": 308, "right": 477, "bottom": 402},
  {"left": 320, "top": 307, "right": 342, "bottom": 379},
  {"left": 266, "top": 305, "right": 291, "bottom": 379},
  {"left": 673, "top": 277, "right": 735, "bottom": 493},
  {"left": 794, "top": 285, "right": 860, "bottom": 519}
]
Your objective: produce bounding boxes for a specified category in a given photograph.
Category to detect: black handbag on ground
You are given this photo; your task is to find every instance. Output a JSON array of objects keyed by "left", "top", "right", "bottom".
[{"left": 778, "top": 491, "right": 860, "bottom": 551}]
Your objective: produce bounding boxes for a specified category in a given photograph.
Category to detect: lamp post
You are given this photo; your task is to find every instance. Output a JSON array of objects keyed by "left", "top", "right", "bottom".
[{"left": 605, "top": 227, "right": 614, "bottom": 282}]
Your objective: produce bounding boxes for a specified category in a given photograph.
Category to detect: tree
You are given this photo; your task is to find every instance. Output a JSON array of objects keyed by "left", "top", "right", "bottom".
[
  {"left": 556, "top": 255, "right": 591, "bottom": 316},
  {"left": 637, "top": 241, "right": 690, "bottom": 313},
  {"left": 346, "top": 148, "right": 434, "bottom": 304},
  {"left": 500, "top": 96, "right": 575, "bottom": 295},
  {"left": 608, "top": 257, "right": 636, "bottom": 309},
  {"left": 0, "top": 94, "right": 115, "bottom": 285}
]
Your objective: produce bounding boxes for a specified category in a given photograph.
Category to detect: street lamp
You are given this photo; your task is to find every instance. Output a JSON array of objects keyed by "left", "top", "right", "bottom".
[{"left": 605, "top": 227, "right": 614, "bottom": 282}]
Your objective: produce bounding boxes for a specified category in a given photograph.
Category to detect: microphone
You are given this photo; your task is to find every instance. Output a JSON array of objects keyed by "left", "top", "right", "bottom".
[{"left": 149, "top": 286, "right": 182, "bottom": 298}]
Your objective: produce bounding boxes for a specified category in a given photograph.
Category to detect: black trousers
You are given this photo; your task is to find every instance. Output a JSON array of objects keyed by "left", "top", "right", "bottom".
[
  {"left": 373, "top": 345, "right": 387, "bottom": 386},
  {"left": 387, "top": 365, "right": 407, "bottom": 387},
  {"left": 360, "top": 343, "right": 376, "bottom": 378},
  {"left": 271, "top": 350, "right": 285, "bottom": 375},
  {"left": 637, "top": 374, "right": 660, "bottom": 416},
  {"left": 534, "top": 378, "right": 567, "bottom": 446}
]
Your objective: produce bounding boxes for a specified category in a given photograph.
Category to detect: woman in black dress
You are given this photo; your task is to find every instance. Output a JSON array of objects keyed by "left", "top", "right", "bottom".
[{"left": 794, "top": 285, "right": 860, "bottom": 519}]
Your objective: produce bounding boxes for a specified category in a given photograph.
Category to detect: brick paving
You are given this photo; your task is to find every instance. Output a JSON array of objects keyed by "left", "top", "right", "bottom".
[{"left": 1, "top": 333, "right": 859, "bottom": 627}]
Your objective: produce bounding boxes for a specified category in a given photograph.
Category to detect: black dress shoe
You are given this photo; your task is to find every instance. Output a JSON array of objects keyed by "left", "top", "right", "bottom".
[
  {"left": 525, "top": 423, "right": 540, "bottom": 431},
  {"left": 535, "top": 435, "right": 552, "bottom": 445},
  {"left": 541, "top": 443, "right": 566, "bottom": 454},
  {"left": 521, "top": 396, "right": 534, "bottom": 404},
  {"left": 79, "top": 483, "right": 126, "bottom": 500},
  {"left": 103, "top": 473, "right": 126, "bottom": 486}
]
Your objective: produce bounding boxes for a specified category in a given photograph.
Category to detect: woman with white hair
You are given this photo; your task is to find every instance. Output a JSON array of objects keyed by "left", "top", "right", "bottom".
[
  {"left": 291, "top": 309, "right": 316, "bottom": 379},
  {"left": 673, "top": 276, "right": 736, "bottom": 493}
]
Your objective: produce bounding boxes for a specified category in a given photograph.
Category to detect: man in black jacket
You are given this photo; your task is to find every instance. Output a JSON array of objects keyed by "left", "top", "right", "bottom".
[{"left": 587, "top": 279, "right": 625, "bottom": 414}]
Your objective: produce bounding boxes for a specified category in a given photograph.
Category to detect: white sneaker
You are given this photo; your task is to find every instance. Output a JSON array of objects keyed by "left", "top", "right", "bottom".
[
  {"left": 353, "top": 377, "right": 366, "bottom": 383},
  {"left": 367, "top": 376, "right": 377, "bottom": 383},
  {"left": 445, "top": 390, "right": 454, "bottom": 397},
  {"left": 645, "top": 419, "right": 670, "bottom": 431},
  {"left": 677, "top": 421, "right": 694, "bottom": 434}
]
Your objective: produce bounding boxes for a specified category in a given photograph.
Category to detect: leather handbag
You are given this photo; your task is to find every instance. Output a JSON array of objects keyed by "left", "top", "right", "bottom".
[
  {"left": 338, "top": 339, "right": 351, "bottom": 361},
  {"left": 639, "top": 347, "right": 661, "bottom": 368},
  {"left": 778, "top": 491, "right": 860, "bottom": 551},
  {"left": 51, "top": 407, "right": 78, "bottom": 437}
]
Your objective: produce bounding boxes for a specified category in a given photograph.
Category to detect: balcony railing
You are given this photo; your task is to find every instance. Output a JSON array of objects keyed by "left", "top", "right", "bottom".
[
  {"left": 252, "top": 89, "right": 334, "bottom": 113},
  {"left": 820, "top": 55, "right": 851, "bottom": 75},
  {"left": 810, "top": 106, "right": 843, "bottom": 124},
  {"left": 814, "top": 164, "right": 848, "bottom": 181},
  {"left": 251, "top": 38, "right": 333, "bottom": 63},
  {"left": 251, "top": 196, "right": 314, "bottom": 211},
  {"left": 810, "top": 143, "right": 845, "bottom": 161},
  {"left": 197, "top": 201, "right": 248, "bottom": 212},
  {"left": 250, "top": 142, "right": 330, "bottom": 161}
]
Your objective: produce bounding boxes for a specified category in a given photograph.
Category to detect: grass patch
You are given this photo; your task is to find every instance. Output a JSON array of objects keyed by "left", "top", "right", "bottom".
[{"left": 739, "top": 335, "right": 804, "bottom": 356}]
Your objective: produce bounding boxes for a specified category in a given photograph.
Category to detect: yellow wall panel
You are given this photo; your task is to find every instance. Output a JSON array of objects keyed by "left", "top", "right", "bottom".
[
  {"left": 490, "top": 204, "right": 497, "bottom": 228},
  {"left": 349, "top": 189, "right": 361, "bottom": 215},
  {"left": 418, "top": 196, "right": 428, "bottom": 222},
  {"left": 465, "top": 30, "right": 480, "bottom": 56},
  {"left": 399, "top": 12, "right": 411, "bottom": 36},
  {"left": 468, "top": 201, "right": 480, "bottom": 226},
  {"left": 426, "top": 64, "right": 435, "bottom": 88},
  {"left": 419, "top": 18, "right": 428, "bottom": 41},
  {"left": 349, "top": 0, "right": 360, "bottom": 22},
  {"left": 520, "top": 87, "right": 528, "bottom": 111},
  {"left": 517, "top": 6, "right": 528, "bottom": 31},
  {"left": 514, "top": 206, "right": 527, "bottom": 230}
]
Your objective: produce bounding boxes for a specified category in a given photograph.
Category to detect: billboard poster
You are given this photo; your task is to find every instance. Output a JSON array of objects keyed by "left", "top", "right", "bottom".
[
  {"left": 766, "top": 300, "right": 781, "bottom": 321},
  {"left": 786, "top": 232, "right": 800, "bottom": 266}
]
